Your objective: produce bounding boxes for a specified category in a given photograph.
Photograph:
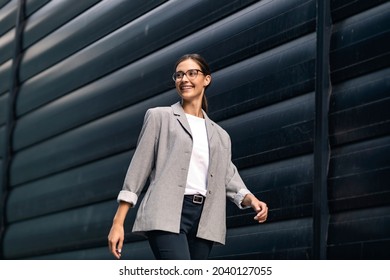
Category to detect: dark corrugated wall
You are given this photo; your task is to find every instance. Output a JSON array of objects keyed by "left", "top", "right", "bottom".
[
  {"left": 0, "top": 0, "right": 388, "bottom": 260},
  {"left": 328, "top": 0, "right": 390, "bottom": 259}
]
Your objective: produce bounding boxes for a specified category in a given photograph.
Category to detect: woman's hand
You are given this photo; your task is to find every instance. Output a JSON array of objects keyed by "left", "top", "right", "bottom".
[
  {"left": 108, "top": 223, "right": 124, "bottom": 259},
  {"left": 242, "top": 194, "right": 268, "bottom": 223},
  {"left": 108, "top": 201, "right": 131, "bottom": 259}
]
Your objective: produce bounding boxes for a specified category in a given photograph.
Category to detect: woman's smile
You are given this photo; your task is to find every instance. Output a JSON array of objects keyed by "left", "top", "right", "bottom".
[{"left": 179, "top": 83, "right": 194, "bottom": 91}]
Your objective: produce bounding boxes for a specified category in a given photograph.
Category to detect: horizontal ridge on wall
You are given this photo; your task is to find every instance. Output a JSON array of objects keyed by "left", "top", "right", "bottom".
[
  {"left": 208, "top": 34, "right": 315, "bottom": 121},
  {"left": 0, "top": 93, "right": 7, "bottom": 125},
  {"left": 227, "top": 155, "right": 313, "bottom": 227},
  {"left": 0, "top": 0, "right": 103, "bottom": 64},
  {"left": 328, "top": 205, "right": 390, "bottom": 259},
  {"left": 330, "top": 2, "right": 390, "bottom": 83},
  {"left": 29, "top": 241, "right": 153, "bottom": 260},
  {"left": 3, "top": 200, "right": 119, "bottom": 259},
  {"left": 6, "top": 151, "right": 132, "bottom": 222},
  {"left": 19, "top": 0, "right": 103, "bottom": 48},
  {"left": 330, "top": 68, "right": 390, "bottom": 146},
  {"left": 211, "top": 218, "right": 312, "bottom": 259},
  {"left": 0, "top": 0, "right": 51, "bottom": 62},
  {"left": 331, "top": 0, "right": 388, "bottom": 23},
  {"left": 328, "top": 135, "right": 390, "bottom": 212}
]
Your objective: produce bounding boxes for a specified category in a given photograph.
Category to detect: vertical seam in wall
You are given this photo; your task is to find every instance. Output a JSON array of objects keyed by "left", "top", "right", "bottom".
[
  {"left": 313, "top": 0, "right": 332, "bottom": 260},
  {"left": 0, "top": 0, "right": 26, "bottom": 259}
]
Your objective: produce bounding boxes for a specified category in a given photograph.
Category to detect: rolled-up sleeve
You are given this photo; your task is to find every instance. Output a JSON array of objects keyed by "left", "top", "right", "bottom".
[
  {"left": 117, "top": 109, "right": 158, "bottom": 206},
  {"left": 226, "top": 161, "right": 252, "bottom": 209},
  {"left": 224, "top": 136, "right": 252, "bottom": 209}
]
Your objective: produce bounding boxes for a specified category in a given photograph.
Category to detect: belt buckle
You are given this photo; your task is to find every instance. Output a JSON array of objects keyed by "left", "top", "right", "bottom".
[{"left": 193, "top": 195, "right": 204, "bottom": 204}]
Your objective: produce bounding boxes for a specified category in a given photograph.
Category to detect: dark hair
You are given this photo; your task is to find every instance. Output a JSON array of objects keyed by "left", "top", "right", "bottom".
[{"left": 174, "top": 53, "right": 211, "bottom": 112}]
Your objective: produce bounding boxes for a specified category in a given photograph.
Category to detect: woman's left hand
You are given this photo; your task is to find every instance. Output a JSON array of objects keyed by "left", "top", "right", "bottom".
[{"left": 242, "top": 194, "right": 268, "bottom": 223}]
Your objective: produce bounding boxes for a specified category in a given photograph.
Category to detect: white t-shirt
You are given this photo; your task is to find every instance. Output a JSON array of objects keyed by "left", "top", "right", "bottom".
[{"left": 184, "top": 113, "right": 209, "bottom": 196}]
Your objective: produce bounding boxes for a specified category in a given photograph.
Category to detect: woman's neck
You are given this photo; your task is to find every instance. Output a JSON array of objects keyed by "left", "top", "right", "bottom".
[{"left": 181, "top": 100, "right": 204, "bottom": 118}]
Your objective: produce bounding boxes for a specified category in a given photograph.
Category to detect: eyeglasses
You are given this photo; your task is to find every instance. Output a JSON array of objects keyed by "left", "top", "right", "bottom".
[{"left": 172, "top": 69, "right": 204, "bottom": 81}]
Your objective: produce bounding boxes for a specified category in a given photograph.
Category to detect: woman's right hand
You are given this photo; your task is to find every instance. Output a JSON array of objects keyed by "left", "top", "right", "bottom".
[
  {"left": 108, "top": 223, "right": 125, "bottom": 259},
  {"left": 108, "top": 201, "right": 131, "bottom": 259}
]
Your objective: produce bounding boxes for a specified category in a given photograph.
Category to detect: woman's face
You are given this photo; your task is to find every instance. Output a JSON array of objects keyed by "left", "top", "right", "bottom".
[{"left": 175, "top": 58, "right": 211, "bottom": 103}]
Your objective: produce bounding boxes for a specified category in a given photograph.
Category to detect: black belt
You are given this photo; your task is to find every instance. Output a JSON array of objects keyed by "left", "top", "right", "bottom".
[{"left": 185, "top": 194, "right": 205, "bottom": 205}]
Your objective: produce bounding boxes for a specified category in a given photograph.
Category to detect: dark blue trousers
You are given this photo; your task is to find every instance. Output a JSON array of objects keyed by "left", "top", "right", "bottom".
[{"left": 147, "top": 195, "right": 214, "bottom": 260}]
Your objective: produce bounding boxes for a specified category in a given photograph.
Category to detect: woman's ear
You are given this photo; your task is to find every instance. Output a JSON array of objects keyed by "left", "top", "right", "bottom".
[{"left": 204, "top": 75, "right": 211, "bottom": 87}]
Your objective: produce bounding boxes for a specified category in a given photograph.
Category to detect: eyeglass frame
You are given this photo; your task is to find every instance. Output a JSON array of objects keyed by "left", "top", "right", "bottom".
[{"left": 172, "top": 69, "right": 204, "bottom": 82}]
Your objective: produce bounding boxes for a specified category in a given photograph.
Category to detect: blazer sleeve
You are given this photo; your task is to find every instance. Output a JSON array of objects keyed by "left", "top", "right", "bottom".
[
  {"left": 225, "top": 135, "right": 252, "bottom": 209},
  {"left": 117, "top": 109, "right": 159, "bottom": 206}
]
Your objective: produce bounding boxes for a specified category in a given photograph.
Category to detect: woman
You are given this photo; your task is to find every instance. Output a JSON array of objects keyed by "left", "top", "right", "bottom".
[{"left": 108, "top": 54, "right": 268, "bottom": 260}]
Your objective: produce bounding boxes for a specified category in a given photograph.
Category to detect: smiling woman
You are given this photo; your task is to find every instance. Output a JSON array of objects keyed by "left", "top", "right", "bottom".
[
  {"left": 173, "top": 54, "right": 212, "bottom": 116},
  {"left": 107, "top": 53, "right": 268, "bottom": 260}
]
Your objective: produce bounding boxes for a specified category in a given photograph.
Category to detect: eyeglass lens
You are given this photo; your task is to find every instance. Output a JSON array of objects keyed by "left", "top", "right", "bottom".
[{"left": 173, "top": 69, "right": 201, "bottom": 81}]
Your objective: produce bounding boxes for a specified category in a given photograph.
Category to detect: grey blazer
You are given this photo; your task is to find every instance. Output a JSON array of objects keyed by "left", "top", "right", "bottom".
[{"left": 117, "top": 102, "right": 251, "bottom": 244}]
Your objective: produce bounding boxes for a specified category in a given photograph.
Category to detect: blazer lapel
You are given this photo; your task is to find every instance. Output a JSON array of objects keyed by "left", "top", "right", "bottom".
[
  {"left": 171, "top": 101, "right": 219, "bottom": 176},
  {"left": 171, "top": 101, "right": 217, "bottom": 143},
  {"left": 203, "top": 111, "right": 218, "bottom": 175},
  {"left": 203, "top": 111, "right": 215, "bottom": 144},
  {"left": 171, "top": 102, "right": 192, "bottom": 137}
]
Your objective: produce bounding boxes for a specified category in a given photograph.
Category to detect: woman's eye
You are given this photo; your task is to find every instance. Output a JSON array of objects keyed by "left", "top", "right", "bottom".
[{"left": 188, "top": 70, "right": 196, "bottom": 77}]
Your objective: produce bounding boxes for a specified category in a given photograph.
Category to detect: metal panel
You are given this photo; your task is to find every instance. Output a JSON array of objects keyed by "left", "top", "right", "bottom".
[
  {"left": 0, "top": 93, "right": 7, "bottom": 125},
  {"left": 0, "top": 0, "right": 50, "bottom": 63},
  {"left": 221, "top": 92, "right": 314, "bottom": 167},
  {"left": 0, "top": 60, "right": 12, "bottom": 95},
  {"left": 3, "top": 200, "right": 118, "bottom": 259},
  {"left": 0, "top": 30, "right": 14, "bottom": 65},
  {"left": 19, "top": 0, "right": 167, "bottom": 81},
  {"left": 331, "top": 0, "right": 388, "bottom": 23},
  {"left": 22, "top": 0, "right": 102, "bottom": 47},
  {"left": 208, "top": 34, "right": 315, "bottom": 121},
  {"left": 211, "top": 219, "right": 312, "bottom": 259},
  {"left": 328, "top": 0, "right": 390, "bottom": 260},
  {"left": 330, "top": 2, "right": 390, "bottom": 83},
  {"left": 0, "top": 127, "right": 4, "bottom": 156},
  {"left": 0, "top": 0, "right": 16, "bottom": 36},
  {"left": 328, "top": 206, "right": 390, "bottom": 259},
  {"left": 6, "top": 151, "right": 132, "bottom": 222},
  {"left": 330, "top": 69, "right": 390, "bottom": 146},
  {"left": 0, "top": 0, "right": 11, "bottom": 9},
  {"left": 329, "top": 136, "right": 390, "bottom": 212},
  {"left": 0, "top": 0, "right": 25, "bottom": 260},
  {"left": 1, "top": 0, "right": 389, "bottom": 260},
  {"left": 29, "top": 241, "right": 154, "bottom": 260},
  {"left": 227, "top": 155, "right": 313, "bottom": 226}
]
